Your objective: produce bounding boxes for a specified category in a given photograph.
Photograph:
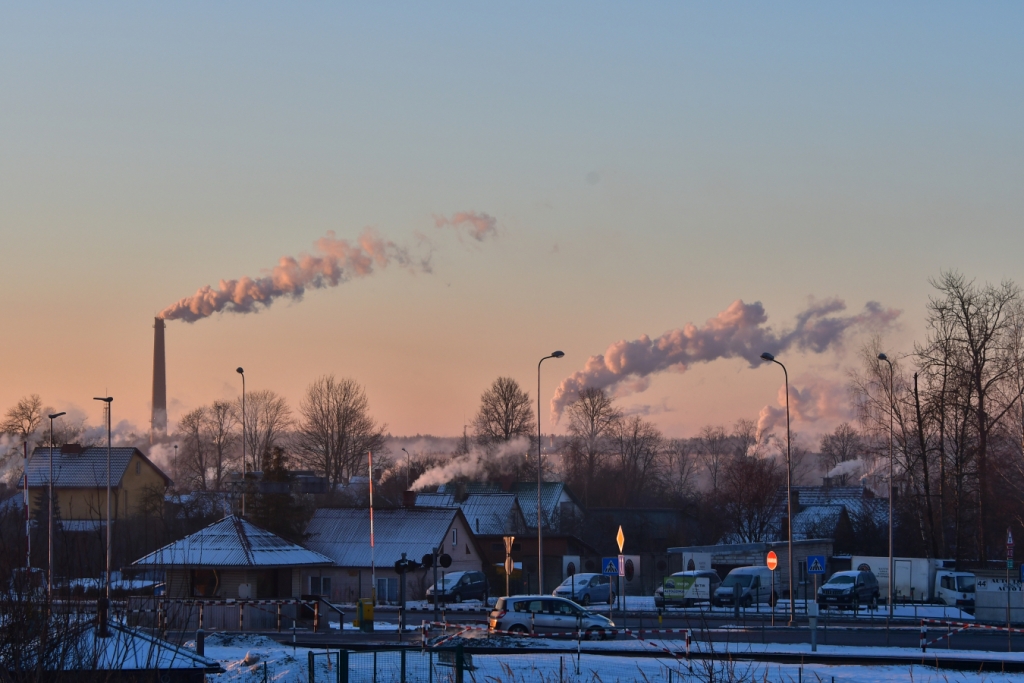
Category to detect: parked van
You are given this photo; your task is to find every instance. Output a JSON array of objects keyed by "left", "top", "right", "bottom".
[
  {"left": 712, "top": 566, "right": 777, "bottom": 607},
  {"left": 654, "top": 570, "right": 721, "bottom": 608}
]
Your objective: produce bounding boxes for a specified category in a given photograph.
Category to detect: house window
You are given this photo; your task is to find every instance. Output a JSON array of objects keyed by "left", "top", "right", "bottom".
[
  {"left": 136, "top": 461, "right": 141, "bottom": 475},
  {"left": 191, "top": 569, "right": 219, "bottom": 597},
  {"left": 310, "top": 576, "right": 331, "bottom": 597},
  {"left": 451, "top": 528, "right": 457, "bottom": 551}
]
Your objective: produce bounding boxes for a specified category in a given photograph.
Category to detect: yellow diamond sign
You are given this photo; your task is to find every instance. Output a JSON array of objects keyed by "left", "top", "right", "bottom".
[{"left": 616, "top": 525, "right": 625, "bottom": 553}]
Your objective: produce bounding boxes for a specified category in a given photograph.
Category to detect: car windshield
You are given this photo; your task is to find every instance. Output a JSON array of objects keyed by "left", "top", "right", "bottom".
[
  {"left": 559, "top": 576, "right": 586, "bottom": 587},
  {"left": 437, "top": 575, "right": 462, "bottom": 588},
  {"left": 725, "top": 575, "right": 753, "bottom": 588},
  {"left": 827, "top": 576, "right": 855, "bottom": 585},
  {"left": 958, "top": 576, "right": 976, "bottom": 592}
]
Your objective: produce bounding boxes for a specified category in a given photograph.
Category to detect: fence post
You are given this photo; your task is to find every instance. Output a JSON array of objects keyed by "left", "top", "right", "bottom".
[
  {"left": 339, "top": 649, "right": 348, "bottom": 683},
  {"left": 240, "top": 602, "right": 244, "bottom": 631},
  {"left": 278, "top": 603, "right": 282, "bottom": 632},
  {"left": 401, "top": 649, "right": 407, "bottom": 683},
  {"left": 685, "top": 629, "right": 691, "bottom": 660},
  {"left": 455, "top": 645, "right": 464, "bottom": 683},
  {"left": 308, "top": 650, "right": 316, "bottom": 683},
  {"left": 199, "top": 603, "right": 204, "bottom": 630},
  {"left": 314, "top": 601, "right": 320, "bottom": 634}
]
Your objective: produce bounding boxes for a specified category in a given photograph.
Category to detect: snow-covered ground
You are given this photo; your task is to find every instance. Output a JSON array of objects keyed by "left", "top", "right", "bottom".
[{"left": 189, "top": 632, "right": 1023, "bottom": 682}]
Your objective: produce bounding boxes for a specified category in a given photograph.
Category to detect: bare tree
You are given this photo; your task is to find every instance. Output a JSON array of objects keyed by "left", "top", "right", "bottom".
[
  {"left": 1, "top": 395, "right": 42, "bottom": 439},
  {"left": 176, "top": 407, "right": 210, "bottom": 491},
  {"left": 697, "top": 425, "right": 730, "bottom": 491},
  {"left": 563, "top": 387, "right": 621, "bottom": 506},
  {"left": 663, "top": 438, "right": 699, "bottom": 502},
  {"left": 237, "top": 390, "right": 292, "bottom": 473},
  {"left": 206, "top": 400, "right": 238, "bottom": 490},
  {"left": 720, "top": 454, "right": 785, "bottom": 542},
  {"left": 819, "top": 423, "right": 863, "bottom": 483},
  {"left": 612, "top": 416, "right": 663, "bottom": 506},
  {"left": 296, "top": 375, "right": 388, "bottom": 489},
  {"left": 473, "top": 377, "right": 534, "bottom": 445}
]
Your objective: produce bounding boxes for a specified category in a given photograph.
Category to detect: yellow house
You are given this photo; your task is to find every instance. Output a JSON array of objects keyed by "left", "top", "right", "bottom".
[{"left": 25, "top": 444, "right": 171, "bottom": 525}]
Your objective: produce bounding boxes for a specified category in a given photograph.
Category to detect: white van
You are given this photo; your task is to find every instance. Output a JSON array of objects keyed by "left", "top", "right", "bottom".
[{"left": 713, "top": 566, "right": 777, "bottom": 607}]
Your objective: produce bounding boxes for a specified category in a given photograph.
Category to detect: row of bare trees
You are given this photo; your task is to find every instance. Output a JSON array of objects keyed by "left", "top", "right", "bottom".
[{"left": 850, "top": 271, "right": 1024, "bottom": 563}]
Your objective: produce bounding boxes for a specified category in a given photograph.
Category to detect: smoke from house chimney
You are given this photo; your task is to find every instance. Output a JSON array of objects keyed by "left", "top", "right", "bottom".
[{"left": 152, "top": 317, "right": 167, "bottom": 442}]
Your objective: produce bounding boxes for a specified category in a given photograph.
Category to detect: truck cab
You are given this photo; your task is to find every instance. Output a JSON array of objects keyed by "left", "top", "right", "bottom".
[{"left": 935, "top": 571, "right": 975, "bottom": 609}]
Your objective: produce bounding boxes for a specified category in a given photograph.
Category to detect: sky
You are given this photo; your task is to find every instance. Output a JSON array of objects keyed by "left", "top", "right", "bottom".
[{"left": 1, "top": 2, "right": 1022, "bottom": 444}]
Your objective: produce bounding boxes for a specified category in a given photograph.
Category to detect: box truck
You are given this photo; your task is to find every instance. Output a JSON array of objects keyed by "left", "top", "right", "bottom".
[{"left": 849, "top": 556, "right": 975, "bottom": 608}]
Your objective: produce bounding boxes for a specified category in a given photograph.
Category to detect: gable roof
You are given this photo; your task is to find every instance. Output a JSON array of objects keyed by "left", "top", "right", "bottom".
[
  {"left": 24, "top": 446, "right": 171, "bottom": 489},
  {"left": 305, "top": 507, "right": 468, "bottom": 567},
  {"left": 435, "top": 481, "right": 580, "bottom": 528},
  {"left": 414, "top": 492, "right": 525, "bottom": 536},
  {"left": 132, "top": 515, "right": 334, "bottom": 569},
  {"left": 69, "top": 621, "right": 223, "bottom": 673}
]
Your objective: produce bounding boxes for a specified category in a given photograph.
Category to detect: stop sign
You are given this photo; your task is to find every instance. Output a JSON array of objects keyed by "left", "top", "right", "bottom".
[{"left": 766, "top": 551, "right": 778, "bottom": 571}]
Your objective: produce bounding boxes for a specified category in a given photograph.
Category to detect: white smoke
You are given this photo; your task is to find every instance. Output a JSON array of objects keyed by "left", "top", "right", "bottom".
[
  {"left": 434, "top": 211, "right": 498, "bottom": 242},
  {"left": 756, "top": 377, "right": 855, "bottom": 438},
  {"left": 160, "top": 229, "right": 429, "bottom": 322},
  {"left": 826, "top": 458, "right": 863, "bottom": 480},
  {"left": 410, "top": 437, "right": 531, "bottom": 491},
  {"left": 552, "top": 297, "right": 899, "bottom": 421}
]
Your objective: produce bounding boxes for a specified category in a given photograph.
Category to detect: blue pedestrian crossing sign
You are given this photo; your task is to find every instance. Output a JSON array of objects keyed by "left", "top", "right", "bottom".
[
  {"left": 807, "top": 555, "right": 826, "bottom": 575},
  {"left": 602, "top": 557, "right": 620, "bottom": 576}
]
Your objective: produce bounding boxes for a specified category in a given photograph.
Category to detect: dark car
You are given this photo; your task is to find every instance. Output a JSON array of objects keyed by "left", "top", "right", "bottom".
[
  {"left": 426, "top": 570, "right": 489, "bottom": 604},
  {"left": 817, "top": 570, "right": 879, "bottom": 609}
]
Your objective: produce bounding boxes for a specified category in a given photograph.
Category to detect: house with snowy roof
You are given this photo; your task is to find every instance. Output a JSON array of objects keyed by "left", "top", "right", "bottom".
[
  {"left": 303, "top": 505, "right": 485, "bottom": 604},
  {"left": 23, "top": 444, "right": 171, "bottom": 530},
  {"left": 132, "top": 515, "right": 334, "bottom": 600}
]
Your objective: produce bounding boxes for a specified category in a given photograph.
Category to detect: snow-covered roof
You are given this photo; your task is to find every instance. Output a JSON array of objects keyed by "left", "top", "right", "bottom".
[
  {"left": 435, "top": 481, "right": 578, "bottom": 529},
  {"left": 23, "top": 620, "right": 222, "bottom": 673},
  {"left": 132, "top": 515, "right": 334, "bottom": 569},
  {"left": 23, "top": 446, "right": 171, "bottom": 489},
  {"left": 414, "top": 492, "right": 523, "bottom": 535},
  {"left": 305, "top": 507, "right": 461, "bottom": 567}
]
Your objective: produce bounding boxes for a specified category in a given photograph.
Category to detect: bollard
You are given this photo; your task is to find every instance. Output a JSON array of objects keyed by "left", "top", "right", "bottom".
[
  {"left": 308, "top": 651, "right": 316, "bottom": 683},
  {"left": 401, "top": 649, "right": 407, "bottom": 683},
  {"left": 196, "top": 628, "right": 205, "bottom": 657},
  {"left": 277, "top": 603, "right": 282, "bottom": 632},
  {"left": 455, "top": 644, "right": 465, "bottom": 683},
  {"left": 809, "top": 617, "right": 817, "bottom": 652},
  {"left": 685, "top": 629, "right": 691, "bottom": 660},
  {"left": 920, "top": 621, "right": 927, "bottom": 653},
  {"left": 239, "top": 602, "right": 244, "bottom": 631},
  {"left": 314, "top": 601, "right": 320, "bottom": 634}
]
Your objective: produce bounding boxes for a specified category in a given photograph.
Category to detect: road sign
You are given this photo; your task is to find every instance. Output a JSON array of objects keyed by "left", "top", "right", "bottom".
[
  {"left": 602, "top": 557, "right": 619, "bottom": 576},
  {"left": 618, "top": 554, "right": 625, "bottom": 577},
  {"left": 807, "top": 555, "right": 826, "bottom": 575},
  {"left": 504, "top": 557, "right": 514, "bottom": 575},
  {"left": 616, "top": 526, "right": 625, "bottom": 553},
  {"left": 766, "top": 551, "right": 778, "bottom": 571}
]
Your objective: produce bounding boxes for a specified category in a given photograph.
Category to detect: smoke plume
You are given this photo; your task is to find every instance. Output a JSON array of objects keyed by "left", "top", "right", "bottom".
[
  {"left": 756, "top": 378, "right": 855, "bottom": 438},
  {"left": 434, "top": 211, "right": 498, "bottom": 242},
  {"left": 551, "top": 298, "right": 899, "bottom": 420},
  {"left": 159, "top": 229, "right": 428, "bottom": 322},
  {"left": 410, "top": 437, "right": 530, "bottom": 490}
]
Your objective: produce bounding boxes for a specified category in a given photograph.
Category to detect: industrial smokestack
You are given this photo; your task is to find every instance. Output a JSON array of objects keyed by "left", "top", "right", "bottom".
[{"left": 151, "top": 317, "right": 167, "bottom": 442}]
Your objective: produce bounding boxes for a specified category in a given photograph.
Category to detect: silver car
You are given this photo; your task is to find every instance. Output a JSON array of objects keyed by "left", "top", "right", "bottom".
[{"left": 488, "top": 595, "right": 615, "bottom": 639}]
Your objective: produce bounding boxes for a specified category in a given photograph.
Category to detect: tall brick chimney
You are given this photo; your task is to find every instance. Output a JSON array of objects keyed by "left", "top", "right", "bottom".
[{"left": 151, "top": 317, "right": 167, "bottom": 443}]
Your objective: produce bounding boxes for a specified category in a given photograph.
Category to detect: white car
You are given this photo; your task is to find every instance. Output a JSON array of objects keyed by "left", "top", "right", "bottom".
[{"left": 488, "top": 595, "right": 615, "bottom": 639}]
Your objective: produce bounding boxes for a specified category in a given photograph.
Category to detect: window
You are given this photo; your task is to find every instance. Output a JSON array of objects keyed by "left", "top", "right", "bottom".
[
  {"left": 135, "top": 461, "right": 141, "bottom": 475},
  {"left": 451, "top": 527, "right": 458, "bottom": 550},
  {"left": 941, "top": 576, "right": 954, "bottom": 591},
  {"left": 310, "top": 576, "right": 332, "bottom": 596},
  {"left": 191, "top": 570, "right": 219, "bottom": 598}
]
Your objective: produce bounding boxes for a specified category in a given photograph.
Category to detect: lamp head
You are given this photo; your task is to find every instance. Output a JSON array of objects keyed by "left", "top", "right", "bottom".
[
  {"left": 236, "top": 367, "right": 244, "bottom": 375},
  {"left": 877, "top": 353, "right": 888, "bottom": 361},
  {"left": 402, "top": 447, "right": 410, "bottom": 455},
  {"left": 93, "top": 397, "right": 113, "bottom": 403},
  {"left": 551, "top": 350, "right": 565, "bottom": 358},
  {"left": 48, "top": 412, "right": 66, "bottom": 420},
  {"left": 760, "top": 352, "right": 775, "bottom": 362}
]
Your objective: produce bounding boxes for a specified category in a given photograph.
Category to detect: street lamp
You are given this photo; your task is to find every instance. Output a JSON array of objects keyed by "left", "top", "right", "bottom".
[
  {"left": 47, "top": 411, "right": 66, "bottom": 600},
  {"left": 237, "top": 367, "right": 246, "bottom": 516},
  {"left": 93, "top": 397, "right": 112, "bottom": 606},
  {"left": 760, "top": 352, "right": 795, "bottom": 627},
  {"left": 537, "top": 350, "right": 565, "bottom": 595},
  {"left": 878, "top": 353, "right": 895, "bottom": 618}
]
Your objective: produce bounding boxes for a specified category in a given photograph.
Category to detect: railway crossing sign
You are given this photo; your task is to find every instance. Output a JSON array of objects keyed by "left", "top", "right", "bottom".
[
  {"left": 602, "top": 557, "right": 620, "bottom": 576},
  {"left": 766, "top": 551, "right": 778, "bottom": 571},
  {"left": 807, "top": 555, "right": 826, "bottom": 575}
]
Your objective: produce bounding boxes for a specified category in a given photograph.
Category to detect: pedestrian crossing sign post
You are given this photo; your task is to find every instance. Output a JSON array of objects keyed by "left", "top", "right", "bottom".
[
  {"left": 602, "top": 557, "right": 619, "bottom": 576},
  {"left": 807, "top": 556, "right": 826, "bottom": 575}
]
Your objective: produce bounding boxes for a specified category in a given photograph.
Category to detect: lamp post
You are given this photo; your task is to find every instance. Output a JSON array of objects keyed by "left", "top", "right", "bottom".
[
  {"left": 47, "top": 411, "right": 66, "bottom": 600},
  {"left": 93, "top": 397, "right": 113, "bottom": 603},
  {"left": 537, "top": 350, "right": 565, "bottom": 595},
  {"left": 237, "top": 367, "right": 246, "bottom": 516},
  {"left": 878, "top": 353, "right": 895, "bottom": 618},
  {"left": 760, "top": 352, "right": 795, "bottom": 626}
]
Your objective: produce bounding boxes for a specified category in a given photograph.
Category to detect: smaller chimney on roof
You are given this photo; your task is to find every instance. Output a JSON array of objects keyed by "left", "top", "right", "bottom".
[
  {"left": 403, "top": 490, "right": 417, "bottom": 508},
  {"left": 60, "top": 444, "right": 82, "bottom": 455}
]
